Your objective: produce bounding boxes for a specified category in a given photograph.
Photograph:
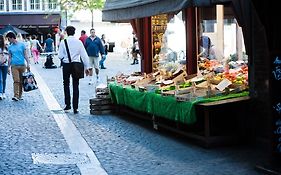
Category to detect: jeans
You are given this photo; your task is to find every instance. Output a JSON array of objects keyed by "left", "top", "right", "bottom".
[
  {"left": 0, "top": 65, "right": 8, "bottom": 93},
  {"left": 99, "top": 55, "right": 107, "bottom": 68},
  {"left": 62, "top": 63, "right": 80, "bottom": 110}
]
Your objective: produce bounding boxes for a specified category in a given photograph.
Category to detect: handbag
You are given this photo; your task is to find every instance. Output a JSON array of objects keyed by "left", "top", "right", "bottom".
[
  {"left": 0, "top": 49, "right": 8, "bottom": 65},
  {"left": 22, "top": 71, "right": 38, "bottom": 92},
  {"left": 37, "top": 42, "right": 43, "bottom": 53},
  {"left": 64, "top": 40, "right": 84, "bottom": 79}
]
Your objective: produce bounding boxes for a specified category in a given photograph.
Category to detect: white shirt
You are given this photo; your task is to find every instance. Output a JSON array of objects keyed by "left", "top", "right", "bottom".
[{"left": 58, "top": 36, "right": 91, "bottom": 69}]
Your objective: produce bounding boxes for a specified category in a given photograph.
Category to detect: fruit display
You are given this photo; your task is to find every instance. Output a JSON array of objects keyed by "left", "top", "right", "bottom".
[
  {"left": 210, "top": 64, "right": 248, "bottom": 87},
  {"left": 110, "top": 53, "right": 249, "bottom": 102}
]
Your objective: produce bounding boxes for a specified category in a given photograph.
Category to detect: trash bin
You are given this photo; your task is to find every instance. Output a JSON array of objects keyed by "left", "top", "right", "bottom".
[{"left": 108, "top": 42, "right": 115, "bottom": 52}]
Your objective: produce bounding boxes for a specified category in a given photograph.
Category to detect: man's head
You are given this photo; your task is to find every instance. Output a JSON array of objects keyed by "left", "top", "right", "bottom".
[
  {"left": 5, "top": 32, "right": 17, "bottom": 43},
  {"left": 81, "top": 30, "right": 86, "bottom": 35},
  {"left": 65, "top": 26, "right": 75, "bottom": 36},
  {"left": 90, "top": 28, "right": 96, "bottom": 37}
]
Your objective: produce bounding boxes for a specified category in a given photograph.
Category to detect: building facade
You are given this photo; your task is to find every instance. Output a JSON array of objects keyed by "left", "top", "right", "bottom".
[{"left": 0, "top": 0, "right": 62, "bottom": 42}]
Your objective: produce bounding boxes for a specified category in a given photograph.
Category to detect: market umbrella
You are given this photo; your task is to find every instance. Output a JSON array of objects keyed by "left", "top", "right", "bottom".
[{"left": 0, "top": 25, "right": 28, "bottom": 35}]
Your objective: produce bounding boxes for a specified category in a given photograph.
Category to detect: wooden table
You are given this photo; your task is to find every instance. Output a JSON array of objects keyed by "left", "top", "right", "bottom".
[{"left": 195, "top": 96, "right": 251, "bottom": 147}]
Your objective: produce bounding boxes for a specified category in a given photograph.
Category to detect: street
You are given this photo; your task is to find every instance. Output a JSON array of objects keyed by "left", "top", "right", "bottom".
[{"left": 0, "top": 52, "right": 265, "bottom": 175}]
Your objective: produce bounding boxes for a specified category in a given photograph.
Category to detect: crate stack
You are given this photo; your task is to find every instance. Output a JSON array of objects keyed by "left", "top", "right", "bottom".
[{"left": 89, "top": 84, "right": 113, "bottom": 115}]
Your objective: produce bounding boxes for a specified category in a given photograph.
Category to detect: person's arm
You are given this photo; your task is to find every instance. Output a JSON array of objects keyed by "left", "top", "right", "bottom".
[
  {"left": 43, "top": 42, "right": 46, "bottom": 51},
  {"left": 99, "top": 39, "right": 105, "bottom": 56},
  {"left": 79, "top": 42, "right": 90, "bottom": 69},
  {"left": 24, "top": 47, "right": 30, "bottom": 71},
  {"left": 84, "top": 38, "right": 88, "bottom": 49},
  {"left": 79, "top": 41, "right": 92, "bottom": 76},
  {"left": 37, "top": 40, "right": 43, "bottom": 50},
  {"left": 58, "top": 41, "right": 65, "bottom": 61},
  {"left": 7, "top": 52, "right": 12, "bottom": 75}
]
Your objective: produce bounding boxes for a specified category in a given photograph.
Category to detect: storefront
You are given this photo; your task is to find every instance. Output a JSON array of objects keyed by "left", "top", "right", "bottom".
[
  {"left": 103, "top": 0, "right": 280, "bottom": 172},
  {"left": 0, "top": 13, "right": 61, "bottom": 45},
  {"left": 0, "top": 13, "right": 60, "bottom": 35}
]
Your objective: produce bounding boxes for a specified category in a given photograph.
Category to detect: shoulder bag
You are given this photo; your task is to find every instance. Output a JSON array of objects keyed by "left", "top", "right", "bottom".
[
  {"left": 37, "top": 42, "right": 43, "bottom": 53},
  {"left": 64, "top": 39, "right": 84, "bottom": 79}
]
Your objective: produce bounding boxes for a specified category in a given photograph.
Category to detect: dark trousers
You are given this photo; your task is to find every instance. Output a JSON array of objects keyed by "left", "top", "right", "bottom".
[{"left": 62, "top": 63, "right": 79, "bottom": 110}]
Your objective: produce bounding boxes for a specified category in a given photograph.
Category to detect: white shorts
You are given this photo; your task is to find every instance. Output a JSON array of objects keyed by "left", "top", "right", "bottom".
[{"left": 89, "top": 56, "right": 99, "bottom": 69}]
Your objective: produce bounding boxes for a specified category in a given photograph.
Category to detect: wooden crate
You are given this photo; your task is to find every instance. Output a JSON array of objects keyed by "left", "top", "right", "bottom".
[
  {"left": 90, "top": 109, "right": 112, "bottom": 115},
  {"left": 89, "top": 98, "right": 111, "bottom": 105},
  {"left": 89, "top": 97, "right": 113, "bottom": 115},
  {"left": 90, "top": 104, "right": 113, "bottom": 110}
]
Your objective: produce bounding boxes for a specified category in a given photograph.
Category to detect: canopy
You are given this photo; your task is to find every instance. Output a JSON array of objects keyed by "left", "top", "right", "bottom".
[
  {"left": 102, "top": 0, "right": 231, "bottom": 22},
  {"left": 0, "top": 25, "right": 28, "bottom": 35},
  {"left": 0, "top": 14, "right": 61, "bottom": 27}
]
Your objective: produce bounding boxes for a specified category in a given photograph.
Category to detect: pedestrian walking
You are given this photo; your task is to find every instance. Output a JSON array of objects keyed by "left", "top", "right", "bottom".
[
  {"left": 0, "top": 35, "right": 9, "bottom": 100},
  {"left": 43, "top": 34, "right": 54, "bottom": 53},
  {"left": 99, "top": 34, "right": 108, "bottom": 69},
  {"left": 58, "top": 26, "right": 92, "bottom": 114},
  {"left": 6, "top": 32, "right": 30, "bottom": 101},
  {"left": 84, "top": 28, "right": 105, "bottom": 85},
  {"left": 31, "top": 35, "right": 42, "bottom": 64}
]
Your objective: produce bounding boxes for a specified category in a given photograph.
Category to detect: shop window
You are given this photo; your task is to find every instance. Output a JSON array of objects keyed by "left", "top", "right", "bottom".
[{"left": 152, "top": 11, "right": 186, "bottom": 73}]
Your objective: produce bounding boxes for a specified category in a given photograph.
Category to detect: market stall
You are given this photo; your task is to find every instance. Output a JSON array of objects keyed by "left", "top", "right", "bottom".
[
  {"left": 108, "top": 81, "right": 250, "bottom": 147},
  {"left": 103, "top": 0, "right": 280, "bottom": 170},
  {"left": 102, "top": 1, "right": 253, "bottom": 147},
  {"left": 107, "top": 60, "right": 250, "bottom": 146}
]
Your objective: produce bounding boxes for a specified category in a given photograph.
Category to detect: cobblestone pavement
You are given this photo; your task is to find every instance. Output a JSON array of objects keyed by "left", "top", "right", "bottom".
[{"left": 0, "top": 52, "right": 266, "bottom": 175}]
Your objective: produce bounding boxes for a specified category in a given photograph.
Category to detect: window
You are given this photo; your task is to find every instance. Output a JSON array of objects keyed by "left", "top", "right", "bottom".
[
  {"left": 45, "top": 0, "right": 58, "bottom": 10},
  {"left": 11, "top": 0, "right": 23, "bottom": 11},
  {"left": 0, "top": 0, "right": 5, "bottom": 11},
  {"left": 30, "top": 0, "right": 41, "bottom": 10}
]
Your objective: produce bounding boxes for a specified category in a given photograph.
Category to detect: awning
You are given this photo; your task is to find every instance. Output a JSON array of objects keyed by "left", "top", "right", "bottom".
[
  {"left": 0, "top": 13, "right": 60, "bottom": 27},
  {"left": 0, "top": 25, "right": 29, "bottom": 35},
  {"left": 102, "top": 0, "right": 231, "bottom": 22}
]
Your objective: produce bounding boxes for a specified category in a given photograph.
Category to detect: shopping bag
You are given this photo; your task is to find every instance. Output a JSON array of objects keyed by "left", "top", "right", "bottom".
[{"left": 22, "top": 71, "right": 38, "bottom": 92}]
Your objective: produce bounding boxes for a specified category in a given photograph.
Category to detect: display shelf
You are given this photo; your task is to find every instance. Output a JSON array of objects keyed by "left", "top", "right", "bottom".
[{"left": 152, "top": 14, "right": 168, "bottom": 72}]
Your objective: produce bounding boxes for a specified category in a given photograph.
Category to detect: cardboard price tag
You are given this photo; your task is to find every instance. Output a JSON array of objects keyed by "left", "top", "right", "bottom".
[{"left": 215, "top": 78, "right": 232, "bottom": 91}]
